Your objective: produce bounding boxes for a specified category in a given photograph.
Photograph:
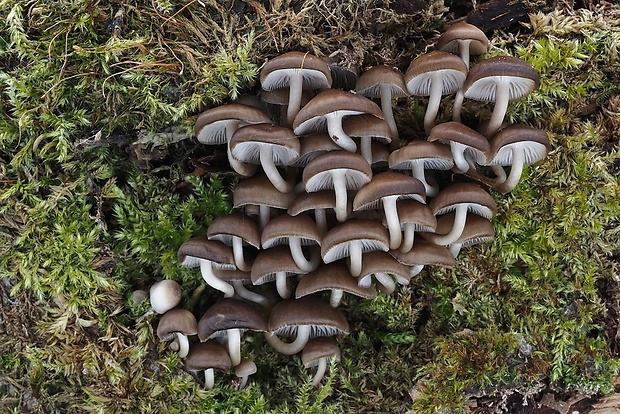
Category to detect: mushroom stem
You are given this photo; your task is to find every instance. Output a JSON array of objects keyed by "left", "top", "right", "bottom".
[
  {"left": 200, "top": 260, "right": 235, "bottom": 297},
  {"left": 314, "top": 208, "right": 328, "bottom": 236},
  {"left": 231, "top": 280, "right": 272, "bottom": 310},
  {"left": 360, "top": 136, "right": 373, "bottom": 165},
  {"left": 326, "top": 114, "right": 357, "bottom": 152},
  {"left": 458, "top": 39, "right": 473, "bottom": 68},
  {"left": 238, "top": 374, "right": 250, "bottom": 389},
  {"left": 286, "top": 72, "right": 304, "bottom": 126},
  {"left": 491, "top": 164, "right": 507, "bottom": 183},
  {"left": 450, "top": 142, "right": 472, "bottom": 173},
  {"left": 226, "top": 122, "right": 258, "bottom": 177},
  {"left": 348, "top": 239, "right": 363, "bottom": 277},
  {"left": 484, "top": 80, "right": 510, "bottom": 137},
  {"left": 331, "top": 170, "right": 350, "bottom": 222},
  {"left": 204, "top": 368, "right": 215, "bottom": 390},
  {"left": 226, "top": 328, "right": 242, "bottom": 366},
  {"left": 311, "top": 358, "right": 328, "bottom": 387},
  {"left": 424, "top": 72, "right": 444, "bottom": 135},
  {"left": 174, "top": 332, "right": 190, "bottom": 358},
  {"left": 232, "top": 236, "right": 252, "bottom": 272},
  {"left": 289, "top": 238, "right": 320, "bottom": 272},
  {"left": 358, "top": 274, "right": 372, "bottom": 288},
  {"left": 258, "top": 205, "right": 271, "bottom": 231},
  {"left": 275, "top": 271, "right": 292, "bottom": 299},
  {"left": 449, "top": 243, "right": 463, "bottom": 258},
  {"left": 410, "top": 264, "right": 424, "bottom": 277},
  {"left": 264, "top": 325, "right": 311, "bottom": 355},
  {"left": 495, "top": 146, "right": 525, "bottom": 194},
  {"left": 429, "top": 204, "right": 469, "bottom": 245},
  {"left": 411, "top": 161, "right": 437, "bottom": 197},
  {"left": 452, "top": 89, "right": 464, "bottom": 123},
  {"left": 383, "top": 195, "right": 403, "bottom": 250},
  {"left": 380, "top": 84, "right": 399, "bottom": 139},
  {"left": 329, "top": 289, "right": 344, "bottom": 308},
  {"left": 260, "top": 146, "right": 294, "bottom": 193},
  {"left": 400, "top": 223, "right": 416, "bottom": 253},
  {"left": 375, "top": 272, "right": 396, "bottom": 295}
]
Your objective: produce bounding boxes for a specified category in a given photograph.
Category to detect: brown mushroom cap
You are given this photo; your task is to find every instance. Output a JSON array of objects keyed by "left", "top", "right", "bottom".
[
  {"left": 356, "top": 65, "right": 409, "bottom": 99},
  {"left": 194, "top": 104, "right": 271, "bottom": 145},
  {"left": 293, "top": 134, "right": 341, "bottom": 167},
  {"left": 157, "top": 308, "right": 198, "bottom": 341},
  {"left": 261, "top": 214, "right": 321, "bottom": 249},
  {"left": 383, "top": 199, "right": 437, "bottom": 232},
  {"left": 429, "top": 182, "right": 497, "bottom": 218},
  {"left": 464, "top": 56, "right": 540, "bottom": 102},
  {"left": 207, "top": 213, "right": 261, "bottom": 249},
  {"left": 301, "top": 337, "right": 341, "bottom": 367},
  {"left": 436, "top": 212, "right": 495, "bottom": 247},
  {"left": 405, "top": 50, "right": 468, "bottom": 96},
  {"left": 260, "top": 51, "right": 332, "bottom": 91},
  {"left": 487, "top": 124, "right": 550, "bottom": 166},
  {"left": 353, "top": 172, "right": 426, "bottom": 211},
  {"left": 427, "top": 121, "right": 490, "bottom": 172},
  {"left": 295, "top": 262, "right": 376, "bottom": 300},
  {"left": 251, "top": 245, "right": 306, "bottom": 285},
  {"left": 357, "top": 250, "right": 413, "bottom": 291},
  {"left": 233, "top": 174, "right": 296, "bottom": 211},
  {"left": 321, "top": 219, "right": 390, "bottom": 262},
  {"left": 177, "top": 237, "right": 235, "bottom": 269},
  {"left": 389, "top": 239, "right": 456, "bottom": 267},
  {"left": 197, "top": 298, "right": 267, "bottom": 341},
  {"left": 184, "top": 341, "right": 232, "bottom": 372},
  {"left": 268, "top": 296, "right": 350, "bottom": 337},
  {"left": 437, "top": 21, "right": 489, "bottom": 66},
  {"left": 230, "top": 124, "right": 301, "bottom": 166}
]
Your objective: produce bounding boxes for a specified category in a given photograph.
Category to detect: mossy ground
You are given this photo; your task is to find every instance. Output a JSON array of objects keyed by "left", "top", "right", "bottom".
[{"left": 1, "top": 1, "right": 619, "bottom": 413}]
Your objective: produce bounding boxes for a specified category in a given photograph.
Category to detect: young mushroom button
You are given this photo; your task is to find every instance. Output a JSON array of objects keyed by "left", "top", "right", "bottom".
[
  {"left": 301, "top": 338, "right": 341, "bottom": 387},
  {"left": 184, "top": 341, "right": 232, "bottom": 390},
  {"left": 149, "top": 279, "right": 182, "bottom": 315},
  {"left": 260, "top": 51, "right": 332, "bottom": 126}
]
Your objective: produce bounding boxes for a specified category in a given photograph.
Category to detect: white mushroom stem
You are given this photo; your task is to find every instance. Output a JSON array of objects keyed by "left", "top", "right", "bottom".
[
  {"left": 424, "top": 73, "right": 445, "bottom": 135},
  {"left": 311, "top": 358, "right": 328, "bottom": 387},
  {"left": 491, "top": 164, "right": 507, "bottom": 183},
  {"left": 358, "top": 274, "right": 372, "bottom": 288},
  {"left": 348, "top": 240, "right": 363, "bottom": 277},
  {"left": 360, "top": 136, "right": 373, "bottom": 165},
  {"left": 457, "top": 40, "right": 473, "bottom": 68},
  {"left": 375, "top": 272, "right": 396, "bottom": 295},
  {"left": 174, "top": 332, "right": 190, "bottom": 358},
  {"left": 204, "top": 368, "right": 215, "bottom": 390},
  {"left": 258, "top": 205, "right": 271, "bottom": 230},
  {"left": 400, "top": 223, "right": 416, "bottom": 253},
  {"left": 264, "top": 325, "right": 311, "bottom": 355},
  {"left": 329, "top": 289, "right": 344, "bottom": 308},
  {"left": 450, "top": 142, "right": 472, "bottom": 173},
  {"left": 326, "top": 114, "right": 357, "bottom": 152},
  {"left": 289, "top": 238, "right": 321, "bottom": 272},
  {"left": 452, "top": 89, "right": 464, "bottom": 123},
  {"left": 275, "top": 272, "right": 292, "bottom": 299},
  {"left": 484, "top": 80, "right": 510, "bottom": 138},
  {"left": 232, "top": 236, "right": 252, "bottom": 272},
  {"left": 429, "top": 204, "right": 469, "bottom": 245},
  {"left": 380, "top": 84, "right": 399, "bottom": 139},
  {"left": 410, "top": 264, "right": 424, "bottom": 278},
  {"left": 382, "top": 195, "right": 403, "bottom": 250},
  {"left": 231, "top": 280, "right": 272, "bottom": 309},
  {"left": 411, "top": 162, "right": 438, "bottom": 197},
  {"left": 200, "top": 260, "right": 235, "bottom": 297},
  {"left": 449, "top": 243, "right": 463, "bottom": 258},
  {"left": 226, "top": 328, "right": 242, "bottom": 366},
  {"left": 494, "top": 146, "right": 525, "bottom": 194},
  {"left": 238, "top": 373, "right": 250, "bottom": 389},
  {"left": 286, "top": 71, "right": 304, "bottom": 126},
  {"left": 314, "top": 208, "right": 328, "bottom": 236},
  {"left": 226, "top": 123, "right": 258, "bottom": 177},
  {"left": 331, "top": 169, "right": 350, "bottom": 222},
  {"left": 260, "top": 146, "right": 295, "bottom": 193}
]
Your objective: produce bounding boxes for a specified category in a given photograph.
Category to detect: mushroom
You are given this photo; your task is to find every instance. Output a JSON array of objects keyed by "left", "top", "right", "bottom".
[
  {"left": 342, "top": 114, "right": 393, "bottom": 165},
  {"left": 287, "top": 190, "right": 339, "bottom": 236},
  {"left": 427, "top": 121, "right": 489, "bottom": 173},
  {"left": 301, "top": 338, "right": 341, "bottom": 387},
  {"left": 486, "top": 124, "right": 551, "bottom": 194},
  {"left": 264, "top": 296, "right": 349, "bottom": 355},
  {"left": 389, "top": 239, "right": 456, "bottom": 277},
  {"left": 355, "top": 65, "right": 409, "bottom": 140},
  {"left": 295, "top": 261, "right": 376, "bottom": 307},
  {"left": 233, "top": 174, "right": 296, "bottom": 230},
  {"left": 424, "top": 183, "right": 497, "bottom": 246},
  {"left": 353, "top": 172, "right": 426, "bottom": 250},
  {"left": 293, "top": 89, "right": 384, "bottom": 152},
  {"left": 261, "top": 214, "right": 322, "bottom": 272},
  {"left": 157, "top": 308, "right": 198, "bottom": 358},
  {"left": 437, "top": 21, "right": 489, "bottom": 68},
  {"left": 251, "top": 245, "right": 307, "bottom": 300},
  {"left": 382, "top": 200, "right": 437, "bottom": 253},
  {"left": 177, "top": 237, "right": 236, "bottom": 298},
  {"left": 357, "top": 251, "right": 412, "bottom": 294},
  {"left": 207, "top": 213, "right": 261, "bottom": 272},
  {"left": 388, "top": 140, "right": 454, "bottom": 197},
  {"left": 184, "top": 341, "right": 232, "bottom": 389},
  {"left": 293, "top": 133, "right": 342, "bottom": 167},
  {"left": 235, "top": 359, "right": 257, "bottom": 389},
  {"left": 434, "top": 212, "right": 495, "bottom": 257},
  {"left": 197, "top": 298, "right": 267, "bottom": 366},
  {"left": 462, "top": 56, "right": 540, "bottom": 137},
  {"left": 149, "top": 279, "right": 182, "bottom": 314},
  {"left": 230, "top": 124, "right": 301, "bottom": 193},
  {"left": 321, "top": 218, "right": 390, "bottom": 278},
  {"left": 194, "top": 103, "right": 271, "bottom": 176},
  {"left": 302, "top": 151, "right": 373, "bottom": 222},
  {"left": 404, "top": 51, "right": 468, "bottom": 134},
  {"left": 260, "top": 51, "right": 333, "bottom": 126}
]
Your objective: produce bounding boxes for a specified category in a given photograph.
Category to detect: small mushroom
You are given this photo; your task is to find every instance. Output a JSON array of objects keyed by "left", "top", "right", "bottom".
[
  {"left": 251, "top": 246, "right": 307, "bottom": 300},
  {"left": 301, "top": 338, "right": 341, "bottom": 387},
  {"left": 264, "top": 296, "right": 349, "bottom": 355},
  {"left": 427, "top": 121, "right": 489, "bottom": 173},
  {"left": 149, "top": 279, "right": 182, "bottom": 314},
  {"left": 437, "top": 21, "right": 489, "bottom": 68},
  {"left": 389, "top": 239, "right": 456, "bottom": 277},
  {"left": 356, "top": 251, "right": 412, "bottom": 294},
  {"left": 235, "top": 359, "right": 257, "bottom": 389},
  {"left": 207, "top": 213, "right": 261, "bottom": 272},
  {"left": 233, "top": 174, "right": 296, "bottom": 230},
  {"left": 435, "top": 212, "right": 495, "bottom": 257},
  {"left": 157, "top": 308, "right": 198, "bottom": 358},
  {"left": 343, "top": 114, "right": 393, "bottom": 165},
  {"left": 184, "top": 341, "right": 232, "bottom": 389},
  {"left": 287, "top": 190, "right": 339, "bottom": 236},
  {"left": 382, "top": 200, "right": 437, "bottom": 253},
  {"left": 261, "top": 214, "right": 322, "bottom": 272},
  {"left": 177, "top": 237, "right": 236, "bottom": 297}
]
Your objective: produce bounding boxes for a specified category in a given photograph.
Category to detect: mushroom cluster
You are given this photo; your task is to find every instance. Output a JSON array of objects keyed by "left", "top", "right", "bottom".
[{"left": 153, "top": 21, "right": 550, "bottom": 390}]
